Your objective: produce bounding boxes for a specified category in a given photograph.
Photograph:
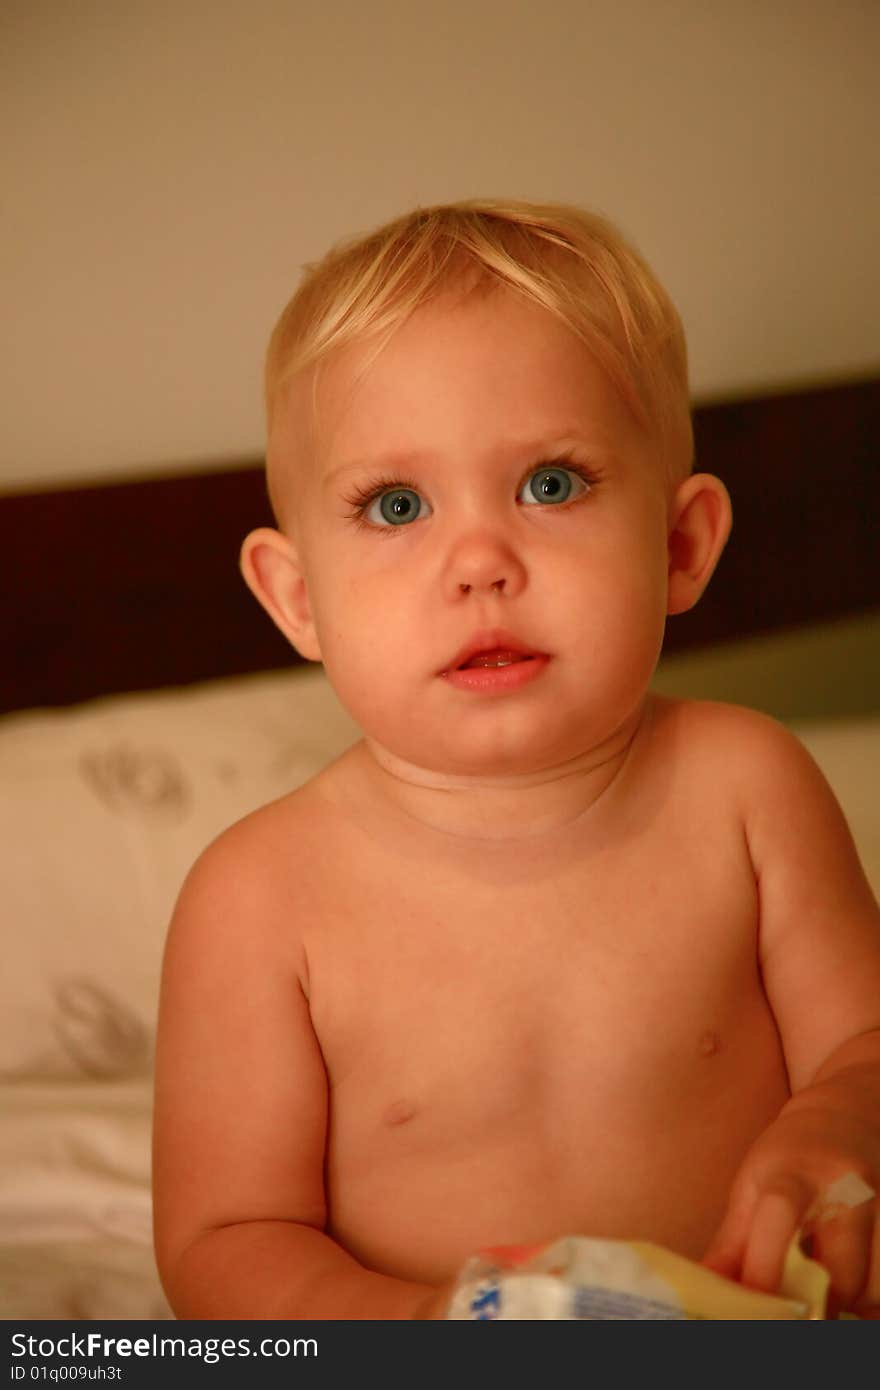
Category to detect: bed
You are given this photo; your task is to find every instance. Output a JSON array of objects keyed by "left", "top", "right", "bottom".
[{"left": 2, "top": 375, "right": 879, "bottom": 1319}]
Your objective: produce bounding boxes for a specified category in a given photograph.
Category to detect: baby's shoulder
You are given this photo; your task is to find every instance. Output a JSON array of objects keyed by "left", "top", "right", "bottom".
[
  {"left": 653, "top": 693, "right": 790, "bottom": 744},
  {"left": 178, "top": 761, "right": 340, "bottom": 912},
  {"left": 166, "top": 774, "right": 336, "bottom": 979},
  {"left": 203, "top": 770, "right": 334, "bottom": 870},
  {"left": 650, "top": 694, "right": 821, "bottom": 798}
]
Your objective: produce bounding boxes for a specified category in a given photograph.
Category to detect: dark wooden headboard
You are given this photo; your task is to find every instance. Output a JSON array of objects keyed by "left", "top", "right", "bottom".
[{"left": 3, "top": 376, "right": 878, "bottom": 714}]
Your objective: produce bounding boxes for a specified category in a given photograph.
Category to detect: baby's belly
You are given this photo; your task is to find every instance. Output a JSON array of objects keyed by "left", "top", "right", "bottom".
[{"left": 321, "top": 982, "right": 790, "bottom": 1284}]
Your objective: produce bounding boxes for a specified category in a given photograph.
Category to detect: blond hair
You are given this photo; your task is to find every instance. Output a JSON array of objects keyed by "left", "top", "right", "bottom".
[{"left": 265, "top": 198, "right": 693, "bottom": 520}]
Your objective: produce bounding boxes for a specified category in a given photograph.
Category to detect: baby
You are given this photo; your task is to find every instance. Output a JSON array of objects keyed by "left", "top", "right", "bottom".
[{"left": 152, "top": 198, "right": 880, "bottom": 1319}]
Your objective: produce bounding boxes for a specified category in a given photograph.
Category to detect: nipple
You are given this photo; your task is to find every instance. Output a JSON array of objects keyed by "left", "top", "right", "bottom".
[
  {"left": 698, "top": 1030, "right": 721, "bottom": 1058},
  {"left": 382, "top": 1098, "right": 417, "bottom": 1127}
]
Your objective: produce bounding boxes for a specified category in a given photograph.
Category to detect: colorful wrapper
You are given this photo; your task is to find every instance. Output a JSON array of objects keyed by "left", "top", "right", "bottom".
[
  {"left": 446, "top": 1174, "right": 874, "bottom": 1320},
  {"left": 446, "top": 1235, "right": 828, "bottom": 1319}
]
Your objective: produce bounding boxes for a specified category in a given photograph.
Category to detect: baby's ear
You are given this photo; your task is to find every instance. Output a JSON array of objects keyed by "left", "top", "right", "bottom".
[
  {"left": 239, "top": 527, "right": 322, "bottom": 662},
  {"left": 666, "top": 473, "right": 733, "bottom": 616}
]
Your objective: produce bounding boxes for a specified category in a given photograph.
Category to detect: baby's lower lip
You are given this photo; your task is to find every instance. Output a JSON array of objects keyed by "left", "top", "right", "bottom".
[{"left": 441, "top": 654, "right": 550, "bottom": 693}]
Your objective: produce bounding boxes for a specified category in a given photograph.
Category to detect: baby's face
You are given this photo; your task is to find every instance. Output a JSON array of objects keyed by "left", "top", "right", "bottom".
[{"left": 277, "top": 287, "right": 675, "bottom": 776}]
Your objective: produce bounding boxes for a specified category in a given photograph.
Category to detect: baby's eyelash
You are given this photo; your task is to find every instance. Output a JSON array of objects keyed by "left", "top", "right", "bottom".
[
  {"left": 543, "top": 460, "right": 601, "bottom": 491},
  {"left": 522, "top": 455, "right": 603, "bottom": 500},
  {"left": 342, "top": 473, "right": 420, "bottom": 527},
  {"left": 341, "top": 458, "right": 601, "bottom": 531}
]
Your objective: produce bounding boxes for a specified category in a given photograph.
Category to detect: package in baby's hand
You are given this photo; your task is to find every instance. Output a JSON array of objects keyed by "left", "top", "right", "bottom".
[
  {"left": 445, "top": 1233, "right": 833, "bottom": 1320},
  {"left": 446, "top": 1172, "right": 873, "bottom": 1319}
]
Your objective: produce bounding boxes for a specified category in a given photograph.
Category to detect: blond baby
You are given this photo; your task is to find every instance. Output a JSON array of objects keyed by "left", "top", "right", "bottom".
[{"left": 153, "top": 199, "right": 880, "bottom": 1319}]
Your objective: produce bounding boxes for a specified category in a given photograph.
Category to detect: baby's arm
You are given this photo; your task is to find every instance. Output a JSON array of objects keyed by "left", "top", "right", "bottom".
[
  {"left": 701, "top": 712, "right": 880, "bottom": 1315},
  {"left": 153, "top": 821, "right": 448, "bottom": 1319}
]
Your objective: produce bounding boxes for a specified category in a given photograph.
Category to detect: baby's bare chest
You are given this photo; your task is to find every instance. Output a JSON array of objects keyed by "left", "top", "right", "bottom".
[
  {"left": 290, "top": 799, "right": 791, "bottom": 1273},
  {"left": 304, "top": 812, "right": 765, "bottom": 1126}
]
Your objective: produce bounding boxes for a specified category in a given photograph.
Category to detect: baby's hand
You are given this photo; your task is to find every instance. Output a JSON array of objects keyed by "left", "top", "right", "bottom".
[
  {"left": 702, "top": 1102, "right": 879, "bottom": 1316},
  {"left": 411, "top": 1277, "right": 459, "bottom": 1320}
]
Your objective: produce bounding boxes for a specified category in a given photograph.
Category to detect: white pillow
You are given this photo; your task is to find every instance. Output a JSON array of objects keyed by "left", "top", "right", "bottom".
[{"left": 0, "top": 667, "right": 360, "bottom": 1081}]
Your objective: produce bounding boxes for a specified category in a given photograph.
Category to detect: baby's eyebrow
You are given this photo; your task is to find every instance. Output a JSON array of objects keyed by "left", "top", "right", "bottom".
[{"left": 323, "top": 450, "right": 434, "bottom": 487}]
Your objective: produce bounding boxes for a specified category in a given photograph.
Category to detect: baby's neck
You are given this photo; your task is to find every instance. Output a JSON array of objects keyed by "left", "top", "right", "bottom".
[{"left": 359, "top": 699, "right": 653, "bottom": 844}]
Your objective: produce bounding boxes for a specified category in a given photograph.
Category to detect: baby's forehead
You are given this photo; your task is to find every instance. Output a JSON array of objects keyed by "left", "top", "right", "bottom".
[{"left": 305, "top": 305, "right": 625, "bottom": 442}]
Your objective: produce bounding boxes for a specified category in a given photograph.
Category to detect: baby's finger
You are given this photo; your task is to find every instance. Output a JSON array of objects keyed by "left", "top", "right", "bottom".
[
  {"left": 810, "top": 1199, "right": 873, "bottom": 1314},
  {"left": 701, "top": 1180, "right": 762, "bottom": 1280},
  {"left": 740, "top": 1184, "right": 810, "bottom": 1294}
]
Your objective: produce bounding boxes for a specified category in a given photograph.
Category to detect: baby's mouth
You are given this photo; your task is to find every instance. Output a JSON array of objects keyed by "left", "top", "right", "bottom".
[
  {"left": 459, "top": 649, "right": 535, "bottom": 670},
  {"left": 440, "top": 630, "right": 547, "bottom": 676}
]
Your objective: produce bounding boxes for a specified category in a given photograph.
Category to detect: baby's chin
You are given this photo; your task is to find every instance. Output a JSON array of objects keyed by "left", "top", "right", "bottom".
[
  {"left": 361, "top": 727, "right": 620, "bottom": 787},
  {"left": 348, "top": 674, "right": 654, "bottom": 787},
  {"left": 357, "top": 728, "right": 639, "bottom": 844}
]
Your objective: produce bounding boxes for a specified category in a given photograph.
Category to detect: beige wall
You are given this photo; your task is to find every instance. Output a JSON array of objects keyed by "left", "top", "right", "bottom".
[{"left": 3, "top": 0, "right": 878, "bottom": 491}]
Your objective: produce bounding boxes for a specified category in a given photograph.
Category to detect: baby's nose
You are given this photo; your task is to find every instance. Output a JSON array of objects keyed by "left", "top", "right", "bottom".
[
  {"left": 459, "top": 577, "right": 505, "bottom": 594},
  {"left": 443, "top": 531, "right": 527, "bottom": 601}
]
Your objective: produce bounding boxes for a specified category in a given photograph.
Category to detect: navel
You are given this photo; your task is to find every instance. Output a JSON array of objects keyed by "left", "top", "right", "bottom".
[
  {"left": 698, "top": 1029, "right": 721, "bottom": 1058},
  {"left": 382, "top": 1098, "right": 417, "bottom": 1127}
]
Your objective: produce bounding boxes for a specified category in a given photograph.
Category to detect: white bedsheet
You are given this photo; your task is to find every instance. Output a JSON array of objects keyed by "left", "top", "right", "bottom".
[{"left": 0, "top": 1080, "right": 171, "bottom": 1319}]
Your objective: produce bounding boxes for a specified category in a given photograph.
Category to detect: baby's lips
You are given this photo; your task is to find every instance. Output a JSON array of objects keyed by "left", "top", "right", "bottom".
[{"left": 440, "top": 629, "right": 545, "bottom": 673}]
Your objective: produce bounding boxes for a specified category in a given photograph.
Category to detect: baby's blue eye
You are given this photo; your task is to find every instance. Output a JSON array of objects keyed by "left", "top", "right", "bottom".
[
  {"left": 365, "top": 488, "right": 432, "bottom": 527},
  {"left": 519, "top": 467, "right": 587, "bottom": 505}
]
